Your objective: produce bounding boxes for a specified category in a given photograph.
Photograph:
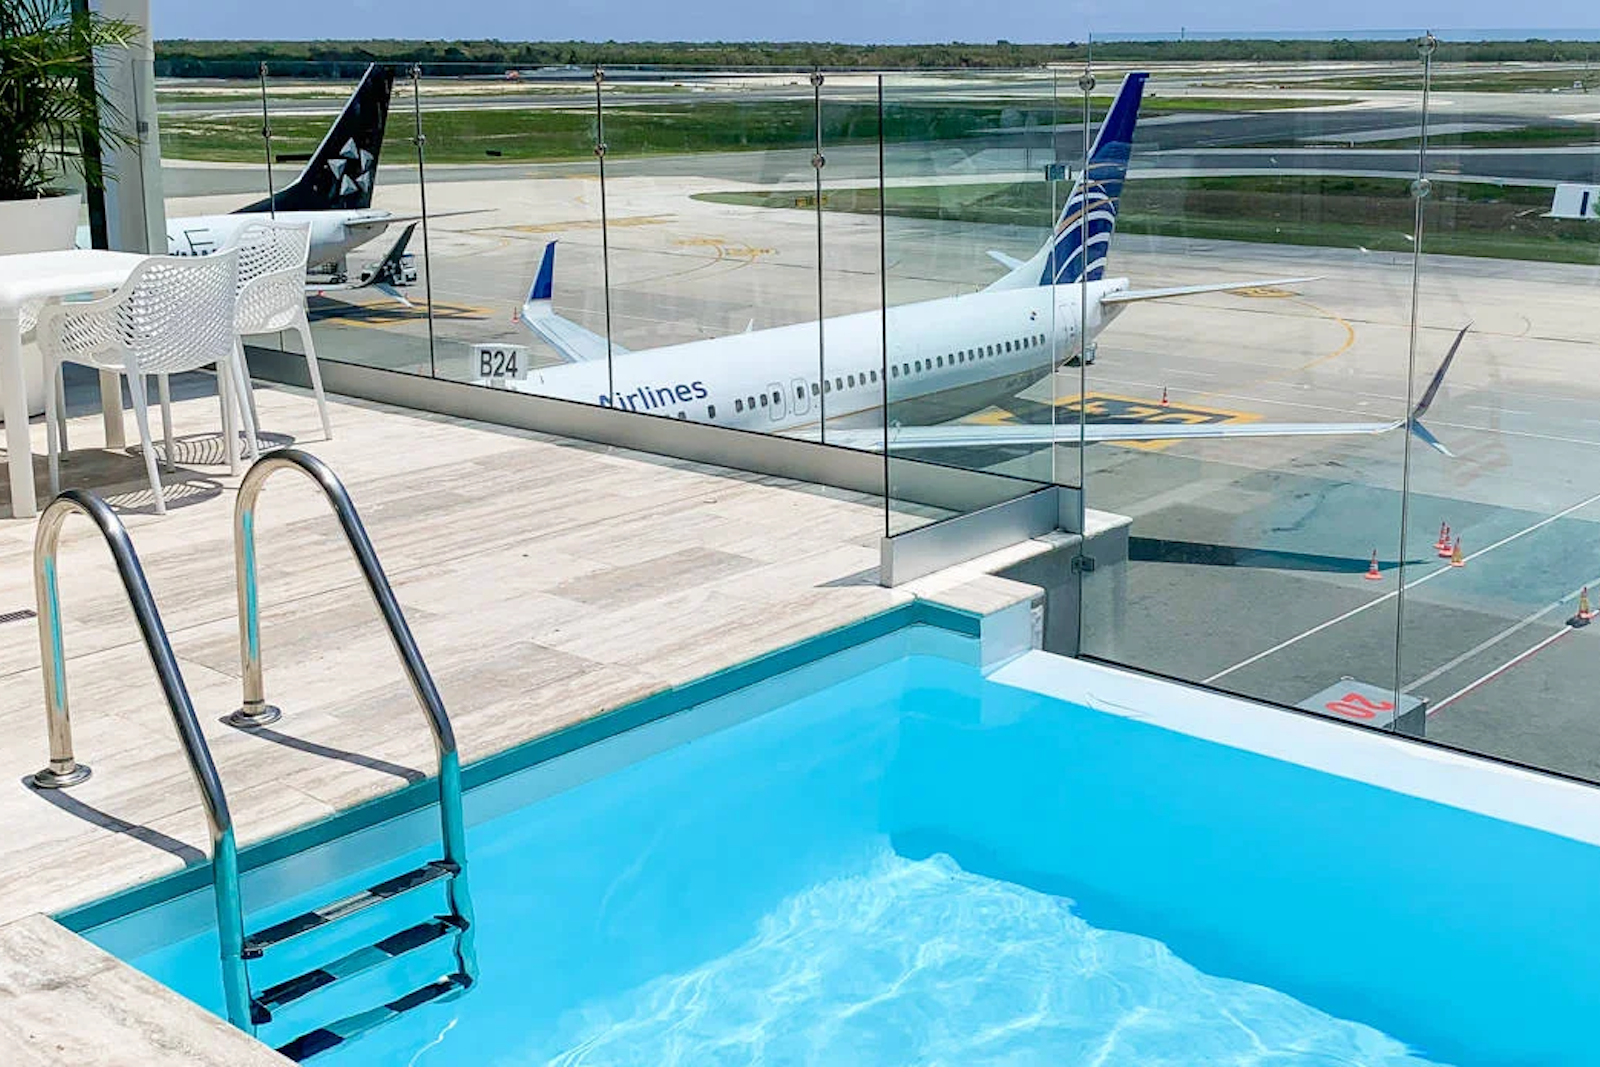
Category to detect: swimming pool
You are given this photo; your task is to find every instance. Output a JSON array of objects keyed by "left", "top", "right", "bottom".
[{"left": 76, "top": 620, "right": 1600, "bottom": 1065}]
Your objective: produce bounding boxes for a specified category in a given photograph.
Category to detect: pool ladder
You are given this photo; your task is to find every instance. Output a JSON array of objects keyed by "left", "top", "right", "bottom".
[{"left": 28, "top": 450, "right": 477, "bottom": 1060}]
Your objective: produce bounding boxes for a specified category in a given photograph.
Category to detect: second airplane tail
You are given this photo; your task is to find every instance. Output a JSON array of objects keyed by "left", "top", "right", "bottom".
[
  {"left": 989, "top": 71, "right": 1147, "bottom": 292},
  {"left": 238, "top": 64, "right": 394, "bottom": 215}
]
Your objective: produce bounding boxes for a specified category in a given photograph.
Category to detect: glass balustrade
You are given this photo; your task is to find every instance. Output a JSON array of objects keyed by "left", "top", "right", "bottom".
[{"left": 144, "top": 38, "right": 1600, "bottom": 787}]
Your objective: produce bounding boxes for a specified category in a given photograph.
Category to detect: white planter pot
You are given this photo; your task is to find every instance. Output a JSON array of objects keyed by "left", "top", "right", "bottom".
[{"left": 0, "top": 193, "right": 82, "bottom": 418}]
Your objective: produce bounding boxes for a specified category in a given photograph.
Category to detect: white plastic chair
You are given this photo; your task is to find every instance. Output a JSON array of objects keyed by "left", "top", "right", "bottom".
[
  {"left": 228, "top": 220, "right": 332, "bottom": 441},
  {"left": 34, "top": 251, "right": 255, "bottom": 515}
]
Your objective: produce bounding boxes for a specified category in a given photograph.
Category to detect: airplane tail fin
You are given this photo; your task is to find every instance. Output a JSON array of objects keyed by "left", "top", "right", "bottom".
[
  {"left": 1407, "top": 322, "right": 1470, "bottom": 457},
  {"left": 237, "top": 64, "right": 394, "bottom": 214},
  {"left": 988, "top": 71, "right": 1147, "bottom": 291}
]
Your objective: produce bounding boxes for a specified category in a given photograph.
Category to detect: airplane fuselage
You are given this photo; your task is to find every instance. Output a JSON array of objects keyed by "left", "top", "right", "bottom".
[
  {"left": 163, "top": 210, "right": 396, "bottom": 273},
  {"left": 512, "top": 280, "right": 1129, "bottom": 434}
]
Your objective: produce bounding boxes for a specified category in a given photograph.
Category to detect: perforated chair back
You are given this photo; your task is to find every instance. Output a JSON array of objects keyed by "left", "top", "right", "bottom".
[
  {"left": 231, "top": 221, "right": 312, "bottom": 335},
  {"left": 36, "top": 251, "right": 240, "bottom": 377}
]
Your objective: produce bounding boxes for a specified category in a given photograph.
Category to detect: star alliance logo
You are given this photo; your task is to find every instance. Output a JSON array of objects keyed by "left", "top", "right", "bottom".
[{"left": 326, "top": 137, "right": 374, "bottom": 200}]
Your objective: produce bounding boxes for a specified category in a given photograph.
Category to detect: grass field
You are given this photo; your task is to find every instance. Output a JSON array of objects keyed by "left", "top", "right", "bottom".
[
  {"left": 157, "top": 94, "right": 1342, "bottom": 165},
  {"left": 696, "top": 175, "right": 1600, "bottom": 265},
  {"left": 1291, "top": 68, "right": 1600, "bottom": 93}
]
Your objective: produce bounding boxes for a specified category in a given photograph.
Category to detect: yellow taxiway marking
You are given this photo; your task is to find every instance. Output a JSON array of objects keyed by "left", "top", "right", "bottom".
[
  {"left": 498, "top": 215, "right": 674, "bottom": 234},
  {"left": 1166, "top": 290, "right": 1359, "bottom": 415},
  {"left": 969, "top": 391, "right": 1260, "bottom": 452},
  {"left": 308, "top": 299, "right": 493, "bottom": 328}
]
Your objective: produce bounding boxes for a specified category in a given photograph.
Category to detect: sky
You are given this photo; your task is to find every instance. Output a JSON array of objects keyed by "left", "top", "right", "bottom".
[{"left": 151, "top": 1, "right": 1598, "bottom": 42}]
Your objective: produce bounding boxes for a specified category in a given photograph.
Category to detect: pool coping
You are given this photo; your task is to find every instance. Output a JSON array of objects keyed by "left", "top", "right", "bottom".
[{"left": 54, "top": 598, "right": 991, "bottom": 934}]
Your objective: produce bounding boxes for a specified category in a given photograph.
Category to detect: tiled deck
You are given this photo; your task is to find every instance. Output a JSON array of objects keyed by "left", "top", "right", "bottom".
[{"left": 0, "top": 376, "right": 1040, "bottom": 1064}]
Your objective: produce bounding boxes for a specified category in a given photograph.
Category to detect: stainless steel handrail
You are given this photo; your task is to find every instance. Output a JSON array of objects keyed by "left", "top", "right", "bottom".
[
  {"left": 28, "top": 490, "right": 254, "bottom": 1031},
  {"left": 228, "top": 449, "right": 476, "bottom": 977}
]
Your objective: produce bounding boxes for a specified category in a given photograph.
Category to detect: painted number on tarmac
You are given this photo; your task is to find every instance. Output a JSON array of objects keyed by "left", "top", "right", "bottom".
[{"left": 1323, "top": 691, "right": 1393, "bottom": 721}]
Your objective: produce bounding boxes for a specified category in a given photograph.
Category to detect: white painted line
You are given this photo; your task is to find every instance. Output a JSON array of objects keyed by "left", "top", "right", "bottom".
[
  {"left": 1203, "top": 486, "right": 1600, "bottom": 684},
  {"left": 1403, "top": 580, "right": 1594, "bottom": 692},
  {"left": 1427, "top": 628, "right": 1576, "bottom": 717}
]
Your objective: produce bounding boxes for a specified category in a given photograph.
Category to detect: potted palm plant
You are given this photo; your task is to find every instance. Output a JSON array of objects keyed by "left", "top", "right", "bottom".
[{"left": 0, "top": 0, "right": 139, "bottom": 252}]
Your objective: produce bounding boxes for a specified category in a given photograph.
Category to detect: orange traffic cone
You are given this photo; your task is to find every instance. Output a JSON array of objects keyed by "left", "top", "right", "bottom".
[
  {"left": 1435, "top": 521, "right": 1450, "bottom": 553},
  {"left": 1364, "top": 549, "right": 1382, "bottom": 581},
  {"left": 1160, "top": 386, "right": 1169, "bottom": 406},
  {"left": 1573, "top": 586, "right": 1598, "bottom": 628},
  {"left": 1449, "top": 537, "right": 1465, "bottom": 568}
]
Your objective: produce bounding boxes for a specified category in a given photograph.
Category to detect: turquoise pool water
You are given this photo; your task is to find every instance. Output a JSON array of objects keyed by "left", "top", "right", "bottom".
[{"left": 81, "top": 626, "right": 1600, "bottom": 1064}]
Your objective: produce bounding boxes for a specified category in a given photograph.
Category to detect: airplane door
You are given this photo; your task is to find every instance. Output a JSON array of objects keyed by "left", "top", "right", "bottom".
[
  {"left": 767, "top": 381, "right": 785, "bottom": 422},
  {"left": 789, "top": 376, "right": 811, "bottom": 417}
]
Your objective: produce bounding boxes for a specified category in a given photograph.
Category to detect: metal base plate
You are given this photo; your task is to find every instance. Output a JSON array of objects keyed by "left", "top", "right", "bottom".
[
  {"left": 224, "top": 704, "right": 283, "bottom": 730},
  {"left": 31, "top": 763, "right": 92, "bottom": 789}
]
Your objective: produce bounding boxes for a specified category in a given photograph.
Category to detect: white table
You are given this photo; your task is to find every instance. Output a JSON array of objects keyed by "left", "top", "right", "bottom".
[{"left": 0, "top": 249, "right": 149, "bottom": 518}]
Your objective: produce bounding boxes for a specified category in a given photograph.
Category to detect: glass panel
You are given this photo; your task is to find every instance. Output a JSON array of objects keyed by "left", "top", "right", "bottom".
[
  {"left": 590, "top": 68, "right": 823, "bottom": 431},
  {"left": 1398, "top": 33, "right": 1600, "bottom": 772},
  {"left": 155, "top": 59, "right": 274, "bottom": 252},
  {"left": 878, "top": 69, "right": 1061, "bottom": 535},
  {"left": 418, "top": 64, "right": 605, "bottom": 391},
  {"left": 810, "top": 70, "right": 891, "bottom": 461},
  {"left": 260, "top": 61, "right": 431, "bottom": 378},
  {"left": 1078, "top": 36, "right": 1424, "bottom": 724}
]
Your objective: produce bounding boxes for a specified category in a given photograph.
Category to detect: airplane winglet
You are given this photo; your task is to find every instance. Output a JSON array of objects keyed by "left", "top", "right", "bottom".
[
  {"left": 987, "top": 250, "right": 1025, "bottom": 271},
  {"left": 1407, "top": 321, "right": 1469, "bottom": 457}
]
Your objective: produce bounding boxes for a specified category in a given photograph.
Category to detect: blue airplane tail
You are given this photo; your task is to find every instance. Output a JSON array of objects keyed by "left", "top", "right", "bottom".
[{"left": 1038, "top": 71, "right": 1147, "bottom": 287}]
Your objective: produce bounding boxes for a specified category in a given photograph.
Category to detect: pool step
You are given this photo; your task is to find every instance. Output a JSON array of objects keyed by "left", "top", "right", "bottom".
[
  {"left": 243, "top": 860, "right": 459, "bottom": 959},
  {"left": 251, "top": 916, "right": 463, "bottom": 1024},
  {"left": 275, "top": 973, "right": 473, "bottom": 1062}
]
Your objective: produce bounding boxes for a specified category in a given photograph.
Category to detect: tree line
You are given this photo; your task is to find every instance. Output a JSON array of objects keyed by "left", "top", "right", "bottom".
[{"left": 153, "top": 37, "right": 1600, "bottom": 78}]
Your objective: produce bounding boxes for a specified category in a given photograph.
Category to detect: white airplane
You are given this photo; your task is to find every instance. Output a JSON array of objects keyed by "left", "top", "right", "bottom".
[
  {"left": 102, "top": 65, "right": 427, "bottom": 284},
  {"left": 495, "top": 72, "right": 1460, "bottom": 457}
]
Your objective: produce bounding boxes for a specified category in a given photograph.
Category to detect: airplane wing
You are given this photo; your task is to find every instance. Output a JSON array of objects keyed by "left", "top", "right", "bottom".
[
  {"left": 830, "top": 323, "right": 1471, "bottom": 458},
  {"left": 829, "top": 417, "right": 1413, "bottom": 451}
]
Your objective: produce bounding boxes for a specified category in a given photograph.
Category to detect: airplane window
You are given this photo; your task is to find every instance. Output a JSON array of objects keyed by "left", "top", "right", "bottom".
[
  {"left": 903, "top": 363, "right": 911, "bottom": 376},
  {"left": 676, "top": 412, "right": 686, "bottom": 420},
  {"left": 735, "top": 399, "right": 744, "bottom": 413},
  {"left": 891, "top": 365, "right": 899, "bottom": 378},
  {"left": 759, "top": 393, "right": 768, "bottom": 407},
  {"left": 848, "top": 374, "right": 856, "bottom": 387},
  {"left": 869, "top": 369, "right": 878, "bottom": 383},
  {"left": 811, "top": 382, "right": 820, "bottom": 396},
  {"left": 796, "top": 385, "right": 804, "bottom": 399},
  {"left": 823, "top": 380, "right": 831, "bottom": 393},
  {"left": 835, "top": 377, "right": 844, "bottom": 390},
  {"left": 772, "top": 390, "right": 781, "bottom": 404},
  {"left": 986, "top": 345, "right": 994, "bottom": 356},
  {"left": 747, "top": 395, "right": 756, "bottom": 409},
  {"left": 935, "top": 356, "right": 943, "bottom": 368},
  {"left": 914, "top": 360, "right": 923, "bottom": 372},
  {"left": 1004, "top": 341, "right": 1012, "bottom": 353},
  {"left": 708, "top": 404, "right": 717, "bottom": 418}
]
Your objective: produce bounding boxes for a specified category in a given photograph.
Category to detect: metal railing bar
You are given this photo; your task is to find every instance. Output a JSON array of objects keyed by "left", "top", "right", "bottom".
[
  {"left": 227, "top": 448, "right": 476, "bottom": 980},
  {"left": 28, "top": 489, "right": 253, "bottom": 1031}
]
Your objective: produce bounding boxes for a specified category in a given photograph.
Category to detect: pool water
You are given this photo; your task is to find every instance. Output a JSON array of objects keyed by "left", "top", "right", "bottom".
[{"left": 82, "top": 627, "right": 1600, "bottom": 1065}]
